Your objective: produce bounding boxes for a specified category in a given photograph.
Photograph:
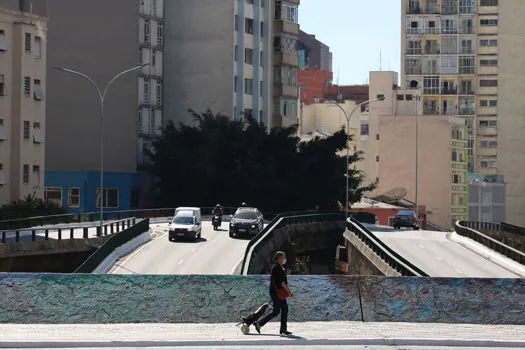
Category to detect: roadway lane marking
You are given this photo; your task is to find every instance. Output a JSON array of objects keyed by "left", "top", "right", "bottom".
[
  {"left": 418, "top": 244, "right": 425, "bottom": 249},
  {"left": 436, "top": 256, "right": 443, "bottom": 261},
  {"left": 178, "top": 259, "right": 184, "bottom": 265},
  {"left": 230, "top": 256, "right": 245, "bottom": 275},
  {"left": 455, "top": 268, "right": 463, "bottom": 274}
]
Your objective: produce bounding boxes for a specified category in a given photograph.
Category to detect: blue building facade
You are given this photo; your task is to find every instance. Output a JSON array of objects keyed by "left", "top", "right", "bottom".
[{"left": 44, "top": 172, "right": 142, "bottom": 214}]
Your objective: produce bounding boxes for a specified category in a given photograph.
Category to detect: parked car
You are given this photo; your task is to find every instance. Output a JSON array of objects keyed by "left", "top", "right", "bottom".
[
  {"left": 393, "top": 210, "right": 420, "bottom": 230},
  {"left": 229, "top": 207, "right": 264, "bottom": 238},
  {"left": 169, "top": 210, "right": 202, "bottom": 241}
]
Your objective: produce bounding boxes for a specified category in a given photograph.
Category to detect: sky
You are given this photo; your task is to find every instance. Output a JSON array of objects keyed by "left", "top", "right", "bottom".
[{"left": 299, "top": 0, "right": 401, "bottom": 85}]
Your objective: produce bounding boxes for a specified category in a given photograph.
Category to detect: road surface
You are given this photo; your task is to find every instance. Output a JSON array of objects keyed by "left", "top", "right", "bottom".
[
  {"left": 365, "top": 225, "right": 520, "bottom": 278},
  {"left": 109, "top": 220, "right": 250, "bottom": 275}
]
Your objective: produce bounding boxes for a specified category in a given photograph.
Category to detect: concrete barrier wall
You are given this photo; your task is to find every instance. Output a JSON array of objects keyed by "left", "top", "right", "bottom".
[{"left": 0, "top": 275, "right": 523, "bottom": 325}]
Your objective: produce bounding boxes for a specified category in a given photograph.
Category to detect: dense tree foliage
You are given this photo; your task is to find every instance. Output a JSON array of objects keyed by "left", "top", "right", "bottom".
[
  {"left": 0, "top": 194, "right": 68, "bottom": 229},
  {"left": 148, "top": 110, "right": 375, "bottom": 213}
]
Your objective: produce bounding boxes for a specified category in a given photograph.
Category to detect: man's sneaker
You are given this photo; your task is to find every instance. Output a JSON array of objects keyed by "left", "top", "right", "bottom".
[
  {"left": 280, "top": 330, "right": 292, "bottom": 335},
  {"left": 254, "top": 322, "right": 261, "bottom": 334}
]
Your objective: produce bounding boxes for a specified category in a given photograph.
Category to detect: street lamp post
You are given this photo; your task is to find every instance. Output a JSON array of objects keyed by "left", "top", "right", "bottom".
[
  {"left": 55, "top": 64, "right": 149, "bottom": 243},
  {"left": 316, "top": 97, "right": 384, "bottom": 220}
]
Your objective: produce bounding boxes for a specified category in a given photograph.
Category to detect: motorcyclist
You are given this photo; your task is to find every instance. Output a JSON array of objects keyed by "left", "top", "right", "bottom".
[
  {"left": 212, "top": 204, "right": 223, "bottom": 224},
  {"left": 240, "top": 202, "right": 247, "bottom": 208}
]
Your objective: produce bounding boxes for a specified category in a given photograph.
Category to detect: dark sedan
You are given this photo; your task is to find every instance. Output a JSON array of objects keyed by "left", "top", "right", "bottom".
[
  {"left": 229, "top": 208, "right": 264, "bottom": 238},
  {"left": 393, "top": 210, "right": 420, "bottom": 230}
]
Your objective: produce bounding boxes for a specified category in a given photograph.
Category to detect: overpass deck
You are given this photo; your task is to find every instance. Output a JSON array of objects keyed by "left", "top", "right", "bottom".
[{"left": 365, "top": 225, "right": 524, "bottom": 278}]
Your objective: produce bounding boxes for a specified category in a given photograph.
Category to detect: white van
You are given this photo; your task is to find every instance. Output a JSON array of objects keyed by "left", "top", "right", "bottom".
[
  {"left": 174, "top": 207, "right": 202, "bottom": 223},
  {"left": 169, "top": 207, "right": 202, "bottom": 242}
]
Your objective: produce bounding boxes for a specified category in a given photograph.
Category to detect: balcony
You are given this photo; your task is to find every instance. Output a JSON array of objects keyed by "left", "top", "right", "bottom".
[
  {"left": 406, "top": 68, "right": 423, "bottom": 75},
  {"left": 406, "top": 28, "right": 423, "bottom": 35},
  {"left": 273, "top": 19, "right": 299, "bottom": 36},
  {"left": 274, "top": 51, "right": 299, "bottom": 67},
  {"left": 424, "top": 108, "right": 439, "bottom": 115},
  {"left": 406, "top": 48, "right": 422, "bottom": 55},
  {"left": 273, "top": 83, "right": 299, "bottom": 99},
  {"left": 424, "top": 47, "right": 440, "bottom": 55},
  {"left": 459, "top": 26, "right": 476, "bottom": 34},
  {"left": 442, "top": 88, "right": 457, "bottom": 95},
  {"left": 458, "top": 109, "right": 475, "bottom": 116},
  {"left": 459, "top": 67, "right": 476, "bottom": 75},
  {"left": 458, "top": 89, "right": 475, "bottom": 95},
  {"left": 407, "top": 6, "right": 440, "bottom": 15}
]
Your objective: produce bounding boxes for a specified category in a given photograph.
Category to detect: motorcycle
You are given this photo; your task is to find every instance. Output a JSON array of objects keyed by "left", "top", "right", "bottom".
[{"left": 212, "top": 214, "right": 222, "bottom": 230}]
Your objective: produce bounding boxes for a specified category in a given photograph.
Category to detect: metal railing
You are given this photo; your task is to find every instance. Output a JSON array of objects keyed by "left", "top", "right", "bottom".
[
  {"left": 455, "top": 221, "right": 525, "bottom": 265},
  {"left": 346, "top": 218, "right": 429, "bottom": 277},
  {"left": 74, "top": 219, "right": 150, "bottom": 273},
  {"left": 1, "top": 218, "right": 137, "bottom": 244},
  {"left": 241, "top": 211, "right": 345, "bottom": 275},
  {"left": 0, "top": 206, "right": 274, "bottom": 231}
]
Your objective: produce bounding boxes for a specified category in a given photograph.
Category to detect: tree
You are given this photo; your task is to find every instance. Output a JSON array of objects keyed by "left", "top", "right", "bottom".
[
  {"left": 0, "top": 194, "right": 68, "bottom": 229},
  {"left": 148, "top": 109, "right": 375, "bottom": 213}
]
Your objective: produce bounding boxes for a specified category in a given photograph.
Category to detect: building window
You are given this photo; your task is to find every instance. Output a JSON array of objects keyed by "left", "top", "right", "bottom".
[
  {"left": 156, "top": 81, "right": 162, "bottom": 106},
  {"left": 260, "top": 81, "right": 263, "bottom": 97},
  {"left": 376, "top": 156, "right": 380, "bottom": 162},
  {"left": 23, "top": 164, "right": 29, "bottom": 184},
  {"left": 234, "top": 76, "right": 238, "bottom": 92},
  {"left": 0, "top": 30, "right": 7, "bottom": 52},
  {"left": 274, "top": 35, "right": 297, "bottom": 54},
  {"left": 260, "top": 51, "right": 264, "bottom": 67},
  {"left": 481, "top": 160, "right": 497, "bottom": 168},
  {"left": 480, "top": 39, "right": 497, "bottom": 47},
  {"left": 0, "top": 163, "right": 5, "bottom": 185},
  {"left": 360, "top": 123, "right": 369, "bottom": 136},
  {"left": 480, "top": 0, "right": 498, "bottom": 6},
  {"left": 68, "top": 187, "right": 80, "bottom": 208},
  {"left": 397, "top": 95, "right": 404, "bottom": 101},
  {"left": 34, "top": 79, "right": 44, "bottom": 100},
  {"left": 480, "top": 140, "right": 498, "bottom": 148},
  {"left": 245, "top": 48, "right": 253, "bottom": 64},
  {"left": 480, "top": 120, "right": 497, "bottom": 128},
  {"left": 157, "top": 22, "right": 163, "bottom": 47},
  {"left": 0, "top": 74, "right": 5, "bottom": 96},
  {"left": 45, "top": 187, "right": 62, "bottom": 206},
  {"left": 150, "top": 109, "right": 156, "bottom": 134},
  {"left": 260, "top": 22, "right": 264, "bottom": 37},
  {"left": 24, "top": 77, "right": 31, "bottom": 96},
  {"left": 275, "top": 1, "right": 299, "bottom": 23},
  {"left": 243, "top": 108, "right": 253, "bottom": 119},
  {"left": 24, "top": 33, "right": 31, "bottom": 52},
  {"left": 234, "top": 45, "right": 238, "bottom": 61},
  {"left": 280, "top": 99, "right": 297, "bottom": 117},
  {"left": 234, "top": 15, "right": 238, "bottom": 31},
  {"left": 33, "top": 122, "right": 44, "bottom": 143},
  {"left": 33, "top": 36, "right": 42, "bottom": 58},
  {"left": 480, "top": 19, "right": 498, "bottom": 26},
  {"left": 480, "top": 79, "right": 498, "bottom": 87},
  {"left": 376, "top": 134, "right": 380, "bottom": 140},
  {"left": 144, "top": 19, "right": 151, "bottom": 44},
  {"left": 246, "top": 0, "right": 254, "bottom": 4},
  {"left": 244, "top": 78, "right": 253, "bottom": 95},
  {"left": 458, "top": 56, "right": 476, "bottom": 74},
  {"left": 96, "top": 188, "right": 119, "bottom": 209},
  {"left": 480, "top": 100, "right": 497, "bottom": 107},
  {"left": 143, "top": 80, "right": 150, "bottom": 104},
  {"left": 245, "top": 18, "right": 254, "bottom": 34},
  {"left": 23, "top": 121, "right": 30, "bottom": 140},
  {"left": 32, "top": 165, "right": 40, "bottom": 186},
  {"left": 480, "top": 59, "right": 498, "bottom": 67},
  {"left": 0, "top": 119, "right": 5, "bottom": 141},
  {"left": 405, "top": 94, "right": 413, "bottom": 101}
]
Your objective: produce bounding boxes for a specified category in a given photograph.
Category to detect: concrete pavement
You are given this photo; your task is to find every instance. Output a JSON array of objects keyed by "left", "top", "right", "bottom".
[
  {"left": 365, "top": 225, "right": 522, "bottom": 278},
  {"left": 109, "top": 220, "right": 250, "bottom": 275},
  {"left": 2, "top": 322, "right": 525, "bottom": 349}
]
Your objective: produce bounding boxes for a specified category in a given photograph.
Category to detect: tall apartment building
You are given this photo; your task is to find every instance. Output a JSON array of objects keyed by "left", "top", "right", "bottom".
[
  {"left": 362, "top": 71, "right": 468, "bottom": 229},
  {"left": 164, "top": 0, "right": 300, "bottom": 130},
  {"left": 401, "top": 0, "right": 525, "bottom": 225},
  {"left": 298, "top": 30, "right": 333, "bottom": 72},
  {"left": 0, "top": 6, "right": 47, "bottom": 206},
  {"left": 0, "top": 0, "right": 165, "bottom": 212}
]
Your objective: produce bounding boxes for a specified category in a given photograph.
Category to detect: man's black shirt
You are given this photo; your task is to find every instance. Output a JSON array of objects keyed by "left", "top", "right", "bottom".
[{"left": 269, "top": 263, "right": 287, "bottom": 295}]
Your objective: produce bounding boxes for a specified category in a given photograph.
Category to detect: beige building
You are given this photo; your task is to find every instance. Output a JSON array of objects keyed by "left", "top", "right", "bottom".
[
  {"left": 362, "top": 71, "right": 468, "bottom": 229},
  {"left": 164, "top": 0, "right": 300, "bottom": 130},
  {"left": 401, "top": 0, "right": 525, "bottom": 225},
  {"left": 300, "top": 99, "right": 360, "bottom": 156},
  {"left": 0, "top": 7, "right": 47, "bottom": 205}
]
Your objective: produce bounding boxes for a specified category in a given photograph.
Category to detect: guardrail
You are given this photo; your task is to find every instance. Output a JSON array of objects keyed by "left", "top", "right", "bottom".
[
  {"left": 346, "top": 218, "right": 429, "bottom": 277},
  {"left": 1, "top": 218, "right": 137, "bottom": 244},
  {"left": 455, "top": 221, "right": 525, "bottom": 265},
  {"left": 74, "top": 219, "right": 150, "bottom": 273},
  {"left": 241, "top": 211, "right": 345, "bottom": 275},
  {"left": 0, "top": 206, "right": 278, "bottom": 231}
]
